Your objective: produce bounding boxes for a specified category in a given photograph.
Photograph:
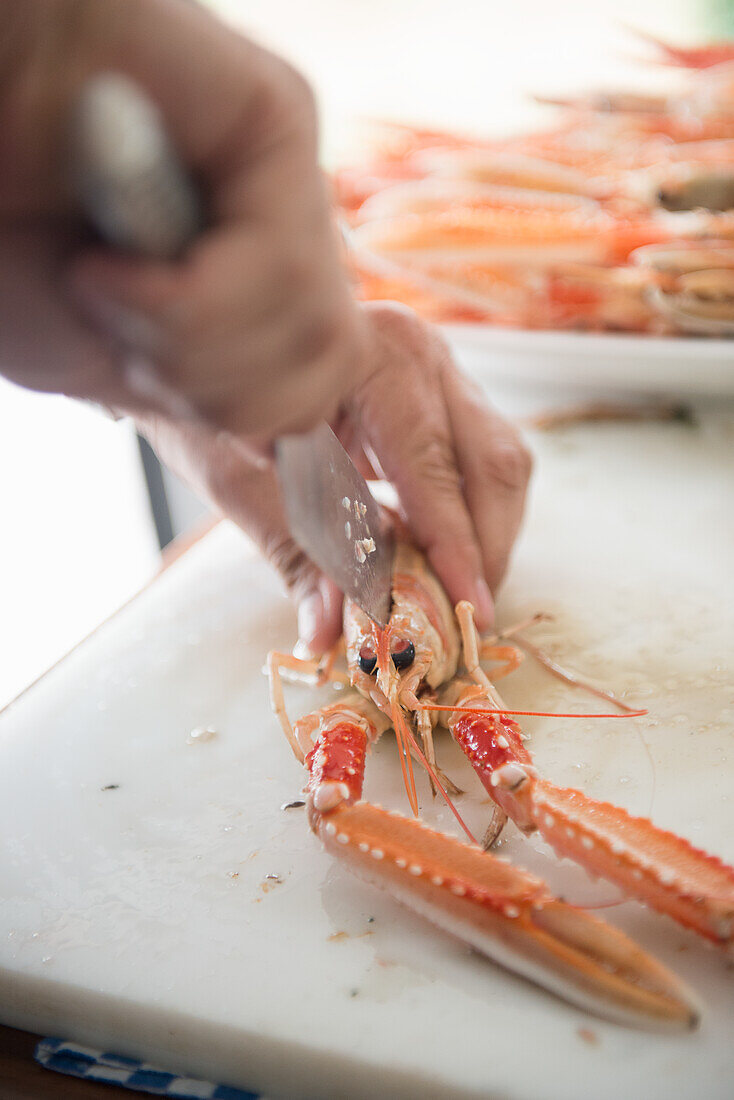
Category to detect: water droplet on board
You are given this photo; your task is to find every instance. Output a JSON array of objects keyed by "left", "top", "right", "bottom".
[{"left": 187, "top": 726, "right": 217, "bottom": 745}]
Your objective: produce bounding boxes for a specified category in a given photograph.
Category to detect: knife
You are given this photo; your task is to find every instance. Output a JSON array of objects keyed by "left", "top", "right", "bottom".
[
  {"left": 72, "top": 74, "right": 394, "bottom": 625},
  {"left": 275, "top": 425, "right": 393, "bottom": 624}
]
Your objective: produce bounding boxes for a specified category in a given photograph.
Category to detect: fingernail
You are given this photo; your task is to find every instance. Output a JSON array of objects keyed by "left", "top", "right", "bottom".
[
  {"left": 472, "top": 577, "right": 495, "bottom": 631},
  {"left": 297, "top": 589, "right": 324, "bottom": 653},
  {"left": 293, "top": 638, "right": 314, "bottom": 660}
]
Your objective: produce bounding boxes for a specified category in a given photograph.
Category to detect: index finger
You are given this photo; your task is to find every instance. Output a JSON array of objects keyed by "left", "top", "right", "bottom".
[
  {"left": 442, "top": 365, "right": 533, "bottom": 593},
  {"left": 351, "top": 304, "right": 495, "bottom": 628}
]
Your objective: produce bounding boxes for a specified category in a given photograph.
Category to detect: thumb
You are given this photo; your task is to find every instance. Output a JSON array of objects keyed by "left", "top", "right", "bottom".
[
  {"left": 255, "top": 512, "right": 343, "bottom": 655},
  {"left": 295, "top": 575, "right": 343, "bottom": 657}
]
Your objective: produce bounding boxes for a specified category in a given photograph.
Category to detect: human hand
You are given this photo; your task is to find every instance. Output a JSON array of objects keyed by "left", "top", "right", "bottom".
[
  {"left": 1, "top": 1, "right": 531, "bottom": 637},
  {"left": 137, "top": 303, "right": 532, "bottom": 649},
  {"left": 0, "top": 0, "right": 367, "bottom": 434}
]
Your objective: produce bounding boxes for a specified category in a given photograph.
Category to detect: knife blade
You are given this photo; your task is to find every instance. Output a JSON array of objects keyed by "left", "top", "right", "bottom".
[
  {"left": 276, "top": 424, "right": 393, "bottom": 626},
  {"left": 73, "top": 74, "right": 394, "bottom": 623}
]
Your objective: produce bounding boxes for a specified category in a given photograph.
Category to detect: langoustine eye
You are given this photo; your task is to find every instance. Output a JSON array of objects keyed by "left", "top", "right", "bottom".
[
  {"left": 358, "top": 639, "right": 416, "bottom": 676},
  {"left": 358, "top": 646, "right": 377, "bottom": 675},
  {"left": 391, "top": 638, "right": 415, "bottom": 670},
  {"left": 358, "top": 639, "right": 415, "bottom": 674}
]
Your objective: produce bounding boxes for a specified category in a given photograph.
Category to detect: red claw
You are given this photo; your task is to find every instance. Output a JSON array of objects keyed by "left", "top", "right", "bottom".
[
  {"left": 311, "top": 799, "right": 699, "bottom": 1030},
  {"left": 306, "top": 721, "right": 368, "bottom": 810},
  {"left": 446, "top": 688, "right": 734, "bottom": 948},
  {"left": 529, "top": 781, "right": 734, "bottom": 946}
]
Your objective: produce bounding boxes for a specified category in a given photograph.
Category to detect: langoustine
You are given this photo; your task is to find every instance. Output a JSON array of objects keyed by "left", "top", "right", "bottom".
[
  {"left": 339, "top": 32, "right": 734, "bottom": 334},
  {"left": 268, "top": 541, "right": 734, "bottom": 1029}
]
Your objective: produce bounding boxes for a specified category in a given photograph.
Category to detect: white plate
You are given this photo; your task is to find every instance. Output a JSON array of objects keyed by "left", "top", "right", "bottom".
[{"left": 443, "top": 324, "right": 734, "bottom": 397}]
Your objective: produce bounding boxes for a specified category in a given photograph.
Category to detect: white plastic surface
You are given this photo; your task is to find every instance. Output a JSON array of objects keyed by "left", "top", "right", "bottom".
[{"left": 1, "top": 412, "right": 733, "bottom": 1099}]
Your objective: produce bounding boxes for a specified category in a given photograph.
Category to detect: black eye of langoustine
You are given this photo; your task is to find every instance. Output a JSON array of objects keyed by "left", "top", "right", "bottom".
[
  {"left": 358, "top": 646, "right": 377, "bottom": 675},
  {"left": 391, "top": 639, "right": 415, "bottom": 670}
]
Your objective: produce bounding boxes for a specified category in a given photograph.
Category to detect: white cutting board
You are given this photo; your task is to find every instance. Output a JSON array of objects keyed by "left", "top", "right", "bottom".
[{"left": 1, "top": 411, "right": 734, "bottom": 1100}]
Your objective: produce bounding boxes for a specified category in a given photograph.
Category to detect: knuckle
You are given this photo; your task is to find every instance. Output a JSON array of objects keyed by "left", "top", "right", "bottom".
[
  {"left": 482, "top": 436, "right": 533, "bottom": 492},
  {"left": 365, "top": 301, "right": 433, "bottom": 360},
  {"left": 265, "top": 533, "right": 314, "bottom": 594},
  {"left": 411, "top": 435, "right": 462, "bottom": 495},
  {"left": 259, "top": 56, "right": 317, "bottom": 137},
  {"left": 275, "top": 60, "right": 317, "bottom": 117},
  {"left": 292, "top": 306, "right": 345, "bottom": 367}
]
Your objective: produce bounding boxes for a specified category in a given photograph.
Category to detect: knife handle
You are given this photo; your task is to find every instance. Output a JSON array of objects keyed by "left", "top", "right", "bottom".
[
  {"left": 72, "top": 73, "right": 202, "bottom": 260},
  {"left": 71, "top": 74, "right": 208, "bottom": 422},
  {"left": 71, "top": 73, "right": 341, "bottom": 516}
]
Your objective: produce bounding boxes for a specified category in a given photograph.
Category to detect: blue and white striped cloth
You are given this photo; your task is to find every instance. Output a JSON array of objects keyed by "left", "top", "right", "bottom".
[{"left": 35, "top": 1038, "right": 261, "bottom": 1099}]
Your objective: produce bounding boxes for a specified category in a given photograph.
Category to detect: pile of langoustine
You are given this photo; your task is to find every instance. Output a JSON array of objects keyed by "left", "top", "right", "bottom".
[
  {"left": 336, "top": 34, "right": 734, "bottom": 335},
  {"left": 268, "top": 541, "right": 734, "bottom": 1030}
]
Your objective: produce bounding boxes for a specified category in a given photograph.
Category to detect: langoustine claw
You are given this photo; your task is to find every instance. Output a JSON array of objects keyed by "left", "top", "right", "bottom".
[
  {"left": 303, "top": 699, "right": 698, "bottom": 1030},
  {"left": 446, "top": 684, "right": 734, "bottom": 948}
]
